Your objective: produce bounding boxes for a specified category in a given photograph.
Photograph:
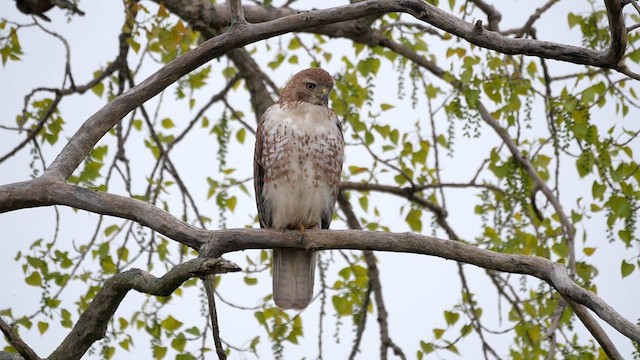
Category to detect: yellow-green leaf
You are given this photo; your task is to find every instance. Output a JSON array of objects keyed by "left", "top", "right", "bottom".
[
  {"left": 621, "top": 260, "right": 635, "bottom": 278},
  {"left": 161, "top": 118, "right": 174, "bottom": 129},
  {"left": 25, "top": 272, "right": 42, "bottom": 287},
  {"left": 37, "top": 321, "right": 48, "bottom": 334}
]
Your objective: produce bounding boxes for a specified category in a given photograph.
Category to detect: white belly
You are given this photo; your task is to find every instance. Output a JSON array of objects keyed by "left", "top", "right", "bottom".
[{"left": 260, "top": 103, "right": 343, "bottom": 230}]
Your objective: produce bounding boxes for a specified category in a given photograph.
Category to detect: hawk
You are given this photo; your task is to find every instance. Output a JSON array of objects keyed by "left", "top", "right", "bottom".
[{"left": 254, "top": 68, "right": 344, "bottom": 309}]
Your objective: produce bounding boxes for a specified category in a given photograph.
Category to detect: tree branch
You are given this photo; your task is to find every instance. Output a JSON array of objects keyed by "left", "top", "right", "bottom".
[
  {"left": 38, "top": 0, "right": 633, "bottom": 182},
  {"left": 338, "top": 192, "right": 406, "bottom": 360},
  {"left": 1, "top": 177, "right": 638, "bottom": 345},
  {"left": 202, "top": 275, "right": 227, "bottom": 359},
  {"left": 0, "top": 317, "right": 40, "bottom": 360},
  {"left": 196, "top": 228, "right": 640, "bottom": 345},
  {"left": 228, "top": 0, "right": 247, "bottom": 26},
  {"left": 47, "top": 258, "right": 240, "bottom": 360}
]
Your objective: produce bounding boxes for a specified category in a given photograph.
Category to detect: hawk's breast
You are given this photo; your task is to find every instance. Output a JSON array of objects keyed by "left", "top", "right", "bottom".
[{"left": 260, "top": 102, "right": 344, "bottom": 230}]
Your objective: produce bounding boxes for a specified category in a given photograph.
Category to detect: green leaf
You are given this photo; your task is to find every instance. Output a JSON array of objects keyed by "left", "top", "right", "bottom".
[
  {"left": 288, "top": 37, "right": 302, "bottom": 50},
  {"left": 359, "top": 196, "right": 368, "bottom": 212},
  {"left": 591, "top": 181, "right": 606, "bottom": 200},
  {"left": 380, "top": 103, "right": 394, "bottom": 111},
  {"left": 37, "top": 321, "right": 48, "bottom": 334},
  {"left": 92, "top": 82, "right": 104, "bottom": 97},
  {"left": 153, "top": 345, "right": 167, "bottom": 360},
  {"left": 171, "top": 333, "right": 186, "bottom": 352},
  {"left": 25, "top": 272, "right": 42, "bottom": 287},
  {"left": 161, "top": 315, "right": 183, "bottom": 331},
  {"left": 176, "top": 354, "right": 196, "bottom": 360},
  {"left": 244, "top": 276, "right": 257, "bottom": 285},
  {"left": 357, "top": 58, "right": 381, "bottom": 77},
  {"left": 567, "top": 13, "right": 581, "bottom": 28},
  {"left": 161, "top": 118, "right": 175, "bottom": 129},
  {"left": 102, "top": 346, "right": 115, "bottom": 359},
  {"left": 420, "top": 341, "right": 434, "bottom": 354},
  {"left": 119, "top": 339, "right": 130, "bottom": 351},
  {"left": 332, "top": 295, "right": 352, "bottom": 316},
  {"left": 61, "top": 309, "right": 73, "bottom": 328},
  {"left": 236, "top": 128, "right": 246, "bottom": 144},
  {"left": 104, "top": 224, "right": 119, "bottom": 237},
  {"left": 185, "top": 326, "right": 201, "bottom": 336},
  {"left": 349, "top": 166, "right": 367, "bottom": 175},
  {"left": 227, "top": 196, "right": 237, "bottom": 212},
  {"left": 621, "top": 260, "right": 635, "bottom": 278},
  {"left": 460, "top": 324, "right": 473, "bottom": 336},
  {"left": 444, "top": 311, "right": 460, "bottom": 326},
  {"left": 576, "top": 151, "right": 594, "bottom": 177},
  {"left": 405, "top": 209, "right": 422, "bottom": 232},
  {"left": 619, "top": 229, "right": 632, "bottom": 245}
]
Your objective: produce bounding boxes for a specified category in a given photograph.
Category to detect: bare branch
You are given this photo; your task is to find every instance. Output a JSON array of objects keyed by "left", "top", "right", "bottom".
[
  {"left": 198, "top": 228, "right": 640, "bottom": 345},
  {"left": 0, "top": 178, "right": 208, "bottom": 250},
  {"left": 469, "top": 0, "right": 502, "bottom": 31},
  {"left": 228, "top": 0, "right": 248, "bottom": 26},
  {"left": 0, "top": 317, "right": 40, "bottom": 360},
  {"left": 568, "top": 302, "right": 623, "bottom": 360},
  {"left": 202, "top": 275, "right": 227, "bottom": 359},
  {"left": 500, "top": 0, "right": 559, "bottom": 38},
  {"left": 2, "top": 177, "right": 638, "bottom": 345},
  {"left": 338, "top": 192, "right": 406, "bottom": 360},
  {"left": 47, "top": 258, "right": 240, "bottom": 360}
]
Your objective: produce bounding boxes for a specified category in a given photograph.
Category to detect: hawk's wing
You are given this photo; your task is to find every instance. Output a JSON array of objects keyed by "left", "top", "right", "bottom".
[
  {"left": 321, "top": 110, "right": 344, "bottom": 230},
  {"left": 254, "top": 109, "right": 272, "bottom": 229}
]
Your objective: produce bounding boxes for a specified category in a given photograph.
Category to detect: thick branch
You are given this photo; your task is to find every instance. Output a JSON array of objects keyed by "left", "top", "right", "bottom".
[
  {"left": 1, "top": 176, "right": 638, "bottom": 344},
  {"left": 0, "top": 178, "right": 207, "bottom": 250},
  {"left": 197, "top": 228, "right": 640, "bottom": 345},
  {"left": 47, "top": 258, "right": 240, "bottom": 360}
]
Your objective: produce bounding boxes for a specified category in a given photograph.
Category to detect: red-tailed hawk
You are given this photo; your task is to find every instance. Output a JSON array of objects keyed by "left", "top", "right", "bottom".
[{"left": 254, "top": 68, "right": 344, "bottom": 309}]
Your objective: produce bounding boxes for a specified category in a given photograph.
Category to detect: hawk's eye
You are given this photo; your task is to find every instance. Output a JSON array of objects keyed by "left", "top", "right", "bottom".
[{"left": 305, "top": 83, "right": 316, "bottom": 90}]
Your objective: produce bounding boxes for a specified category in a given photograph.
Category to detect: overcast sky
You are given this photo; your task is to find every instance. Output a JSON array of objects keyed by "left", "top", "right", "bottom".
[{"left": 1, "top": 1, "right": 639, "bottom": 359}]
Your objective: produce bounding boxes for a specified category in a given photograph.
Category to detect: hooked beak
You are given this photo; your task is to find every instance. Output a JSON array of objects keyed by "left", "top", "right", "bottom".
[{"left": 319, "top": 87, "right": 330, "bottom": 105}]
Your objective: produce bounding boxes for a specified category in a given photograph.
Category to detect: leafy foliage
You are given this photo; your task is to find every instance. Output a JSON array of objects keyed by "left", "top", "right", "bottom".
[{"left": 1, "top": 0, "right": 639, "bottom": 359}]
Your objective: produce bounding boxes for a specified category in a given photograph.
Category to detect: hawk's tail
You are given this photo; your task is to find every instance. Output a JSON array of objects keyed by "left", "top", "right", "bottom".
[{"left": 272, "top": 249, "right": 316, "bottom": 309}]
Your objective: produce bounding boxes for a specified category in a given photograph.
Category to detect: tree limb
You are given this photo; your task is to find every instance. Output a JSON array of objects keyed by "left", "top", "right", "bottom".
[
  {"left": 338, "top": 192, "right": 406, "bottom": 360},
  {"left": 202, "top": 275, "right": 227, "bottom": 359},
  {"left": 0, "top": 317, "right": 40, "bottom": 360},
  {"left": 38, "top": 0, "right": 633, "bottom": 182},
  {"left": 46, "top": 257, "right": 240, "bottom": 360},
  {"left": 1, "top": 177, "right": 638, "bottom": 345},
  {"left": 196, "top": 228, "right": 640, "bottom": 345}
]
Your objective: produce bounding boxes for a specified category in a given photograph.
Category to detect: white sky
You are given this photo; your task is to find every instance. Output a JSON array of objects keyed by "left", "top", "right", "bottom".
[{"left": 1, "top": 0, "right": 639, "bottom": 359}]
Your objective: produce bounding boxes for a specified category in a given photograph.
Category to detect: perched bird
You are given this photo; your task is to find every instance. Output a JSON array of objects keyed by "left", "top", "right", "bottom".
[
  {"left": 15, "top": 0, "right": 85, "bottom": 22},
  {"left": 254, "top": 68, "right": 344, "bottom": 309}
]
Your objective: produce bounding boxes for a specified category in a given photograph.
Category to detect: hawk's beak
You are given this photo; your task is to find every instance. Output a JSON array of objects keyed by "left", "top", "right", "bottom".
[{"left": 320, "top": 87, "right": 329, "bottom": 105}]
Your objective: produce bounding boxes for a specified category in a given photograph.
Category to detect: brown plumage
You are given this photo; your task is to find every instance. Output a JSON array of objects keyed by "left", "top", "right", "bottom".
[
  {"left": 15, "top": 0, "right": 85, "bottom": 22},
  {"left": 254, "top": 68, "right": 344, "bottom": 309}
]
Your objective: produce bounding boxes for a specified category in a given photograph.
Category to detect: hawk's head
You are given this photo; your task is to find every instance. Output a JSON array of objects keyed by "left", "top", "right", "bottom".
[{"left": 280, "top": 68, "right": 334, "bottom": 107}]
